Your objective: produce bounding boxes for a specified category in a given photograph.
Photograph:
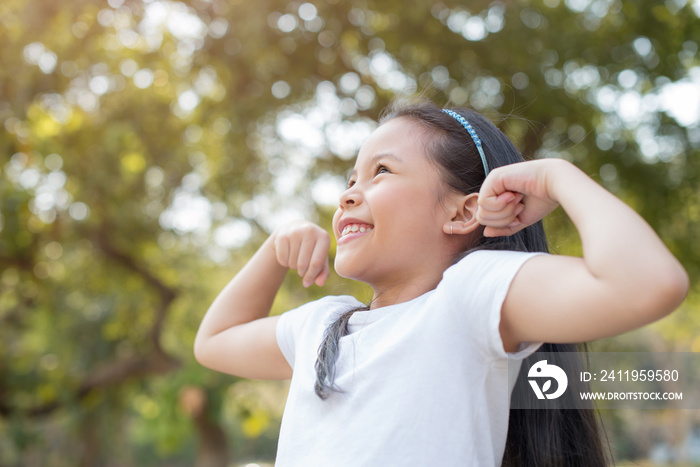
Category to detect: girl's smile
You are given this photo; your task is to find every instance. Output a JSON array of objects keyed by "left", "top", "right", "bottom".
[
  {"left": 331, "top": 117, "right": 461, "bottom": 301},
  {"left": 337, "top": 221, "right": 374, "bottom": 245}
]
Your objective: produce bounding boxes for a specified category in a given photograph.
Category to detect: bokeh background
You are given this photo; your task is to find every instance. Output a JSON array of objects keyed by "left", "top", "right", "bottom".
[{"left": 1, "top": 0, "right": 700, "bottom": 465}]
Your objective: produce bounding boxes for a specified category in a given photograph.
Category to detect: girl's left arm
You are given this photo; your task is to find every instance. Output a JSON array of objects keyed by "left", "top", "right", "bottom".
[{"left": 477, "top": 159, "right": 689, "bottom": 351}]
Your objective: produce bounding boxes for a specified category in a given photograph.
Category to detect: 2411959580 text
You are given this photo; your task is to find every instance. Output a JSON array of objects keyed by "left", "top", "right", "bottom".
[{"left": 580, "top": 370, "right": 679, "bottom": 382}]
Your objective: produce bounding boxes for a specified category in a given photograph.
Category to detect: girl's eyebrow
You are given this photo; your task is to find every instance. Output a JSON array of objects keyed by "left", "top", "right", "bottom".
[{"left": 348, "top": 152, "right": 402, "bottom": 179}]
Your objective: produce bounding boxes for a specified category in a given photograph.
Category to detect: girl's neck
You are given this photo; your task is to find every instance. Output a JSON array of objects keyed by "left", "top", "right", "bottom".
[{"left": 368, "top": 267, "right": 446, "bottom": 310}]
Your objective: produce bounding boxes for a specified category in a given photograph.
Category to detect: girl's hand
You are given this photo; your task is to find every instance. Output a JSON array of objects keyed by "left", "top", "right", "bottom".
[
  {"left": 269, "top": 220, "right": 331, "bottom": 287},
  {"left": 476, "top": 159, "right": 564, "bottom": 237}
]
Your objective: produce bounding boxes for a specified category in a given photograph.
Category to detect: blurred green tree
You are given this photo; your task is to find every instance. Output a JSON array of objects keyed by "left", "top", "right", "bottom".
[{"left": 1, "top": 0, "right": 698, "bottom": 464}]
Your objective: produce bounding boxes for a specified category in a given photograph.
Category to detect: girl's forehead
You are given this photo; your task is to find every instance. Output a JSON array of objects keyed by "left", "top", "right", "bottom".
[{"left": 354, "top": 118, "right": 426, "bottom": 164}]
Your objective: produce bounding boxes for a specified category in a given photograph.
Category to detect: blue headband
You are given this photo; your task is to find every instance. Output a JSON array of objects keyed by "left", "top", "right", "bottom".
[{"left": 441, "top": 109, "right": 490, "bottom": 176}]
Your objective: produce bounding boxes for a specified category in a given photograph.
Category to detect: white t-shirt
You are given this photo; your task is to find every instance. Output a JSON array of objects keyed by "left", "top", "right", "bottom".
[{"left": 275, "top": 249, "right": 545, "bottom": 466}]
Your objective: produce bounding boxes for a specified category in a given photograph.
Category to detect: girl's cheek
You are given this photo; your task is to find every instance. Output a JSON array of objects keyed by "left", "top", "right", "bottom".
[{"left": 331, "top": 209, "right": 342, "bottom": 235}]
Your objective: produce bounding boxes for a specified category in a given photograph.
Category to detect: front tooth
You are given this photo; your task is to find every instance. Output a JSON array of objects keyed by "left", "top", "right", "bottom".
[
  {"left": 342, "top": 226, "right": 351, "bottom": 236},
  {"left": 351, "top": 225, "right": 359, "bottom": 232}
]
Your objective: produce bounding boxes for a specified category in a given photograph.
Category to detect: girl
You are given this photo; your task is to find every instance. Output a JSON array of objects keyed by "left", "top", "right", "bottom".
[{"left": 194, "top": 98, "right": 689, "bottom": 466}]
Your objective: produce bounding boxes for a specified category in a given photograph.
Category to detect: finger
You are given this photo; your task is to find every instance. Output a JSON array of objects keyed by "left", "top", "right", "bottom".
[
  {"left": 296, "top": 235, "right": 315, "bottom": 278},
  {"left": 276, "top": 236, "right": 290, "bottom": 267},
  {"left": 514, "top": 203, "right": 525, "bottom": 219},
  {"left": 480, "top": 216, "right": 519, "bottom": 229},
  {"left": 314, "top": 260, "right": 330, "bottom": 287},
  {"left": 477, "top": 207, "right": 517, "bottom": 223},
  {"left": 476, "top": 200, "right": 523, "bottom": 223},
  {"left": 303, "top": 235, "right": 330, "bottom": 287},
  {"left": 308, "top": 236, "right": 330, "bottom": 287},
  {"left": 478, "top": 191, "right": 519, "bottom": 213},
  {"left": 483, "top": 221, "right": 523, "bottom": 238},
  {"left": 478, "top": 204, "right": 526, "bottom": 230},
  {"left": 286, "top": 235, "right": 301, "bottom": 271},
  {"left": 479, "top": 168, "right": 513, "bottom": 204},
  {"left": 480, "top": 161, "right": 535, "bottom": 196}
]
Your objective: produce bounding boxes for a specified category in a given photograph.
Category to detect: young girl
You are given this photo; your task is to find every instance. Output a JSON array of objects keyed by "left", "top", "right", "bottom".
[{"left": 194, "top": 98, "right": 689, "bottom": 466}]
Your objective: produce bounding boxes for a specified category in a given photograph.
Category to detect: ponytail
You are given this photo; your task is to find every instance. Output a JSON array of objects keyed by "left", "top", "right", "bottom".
[
  {"left": 314, "top": 305, "right": 369, "bottom": 399},
  {"left": 504, "top": 343, "right": 611, "bottom": 467}
]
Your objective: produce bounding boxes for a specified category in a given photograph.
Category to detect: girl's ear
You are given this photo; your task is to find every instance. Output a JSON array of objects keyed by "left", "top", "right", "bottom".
[{"left": 443, "top": 193, "right": 481, "bottom": 236}]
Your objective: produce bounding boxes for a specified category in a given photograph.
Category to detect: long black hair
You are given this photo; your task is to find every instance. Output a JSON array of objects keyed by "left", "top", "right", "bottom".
[{"left": 314, "top": 97, "right": 611, "bottom": 466}]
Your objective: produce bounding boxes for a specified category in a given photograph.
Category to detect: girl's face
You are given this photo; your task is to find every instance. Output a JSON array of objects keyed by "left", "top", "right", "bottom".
[{"left": 332, "top": 117, "right": 456, "bottom": 287}]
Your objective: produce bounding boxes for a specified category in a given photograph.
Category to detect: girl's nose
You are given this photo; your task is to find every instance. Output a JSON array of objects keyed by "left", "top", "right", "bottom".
[{"left": 339, "top": 188, "right": 360, "bottom": 209}]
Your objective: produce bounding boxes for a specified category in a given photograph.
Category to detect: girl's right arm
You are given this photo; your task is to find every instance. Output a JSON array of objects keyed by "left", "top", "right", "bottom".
[{"left": 193, "top": 221, "right": 330, "bottom": 380}]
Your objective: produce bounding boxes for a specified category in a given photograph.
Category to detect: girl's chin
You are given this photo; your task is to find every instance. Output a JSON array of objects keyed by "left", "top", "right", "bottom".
[
  {"left": 333, "top": 265, "right": 354, "bottom": 280},
  {"left": 333, "top": 259, "right": 367, "bottom": 282}
]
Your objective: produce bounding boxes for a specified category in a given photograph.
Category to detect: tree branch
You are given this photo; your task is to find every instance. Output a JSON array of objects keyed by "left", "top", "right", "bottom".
[
  {"left": 0, "top": 349, "right": 180, "bottom": 418},
  {"left": 92, "top": 224, "right": 177, "bottom": 350},
  {"left": 0, "top": 225, "right": 185, "bottom": 419}
]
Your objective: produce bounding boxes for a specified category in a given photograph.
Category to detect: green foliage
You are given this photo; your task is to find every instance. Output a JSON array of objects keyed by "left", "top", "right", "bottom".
[{"left": 1, "top": 0, "right": 699, "bottom": 464}]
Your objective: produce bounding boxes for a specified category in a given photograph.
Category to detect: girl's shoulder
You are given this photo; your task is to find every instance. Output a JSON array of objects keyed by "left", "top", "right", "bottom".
[
  {"left": 311, "top": 294, "right": 364, "bottom": 309},
  {"left": 442, "top": 249, "right": 549, "bottom": 288},
  {"left": 280, "top": 294, "right": 364, "bottom": 323}
]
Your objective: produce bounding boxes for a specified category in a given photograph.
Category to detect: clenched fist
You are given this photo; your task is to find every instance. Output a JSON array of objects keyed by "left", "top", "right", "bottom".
[{"left": 269, "top": 220, "right": 331, "bottom": 287}]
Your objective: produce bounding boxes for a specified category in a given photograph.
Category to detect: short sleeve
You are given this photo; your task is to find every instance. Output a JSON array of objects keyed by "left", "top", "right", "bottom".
[
  {"left": 276, "top": 300, "right": 320, "bottom": 369},
  {"left": 276, "top": 307, "right": 299, "bottom": 368},
  {"left": 275, "top": 295, "right": 363, "bottom": 369},
  {"left": 443, "top": 249, "right": 547, "bottom": 361}
]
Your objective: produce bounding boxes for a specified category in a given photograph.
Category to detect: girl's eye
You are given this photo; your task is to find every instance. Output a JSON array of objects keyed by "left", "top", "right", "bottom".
[{"left": 346, "top": 164, "right": 388, "bottom": 188}]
